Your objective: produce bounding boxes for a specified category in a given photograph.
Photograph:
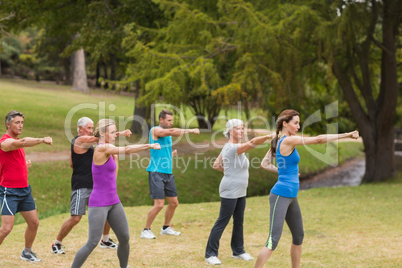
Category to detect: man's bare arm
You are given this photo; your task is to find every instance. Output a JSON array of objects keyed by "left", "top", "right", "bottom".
[
  {"left": 1, "top": 137, "right": 52, "bottom": 152},
  {"left": 153, "top": 127, "right": 200, "bottom": 138}
]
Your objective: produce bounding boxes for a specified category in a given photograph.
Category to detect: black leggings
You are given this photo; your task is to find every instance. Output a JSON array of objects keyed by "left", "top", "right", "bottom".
[
  {"left": 205, "top": 196, "right": 246, "bottom": 258},
  {"left": 71, "top": 202, "right": 130, "bottom": 268},
  {"left": 265, "top": 193, "right": 304, "bottom": 250}
]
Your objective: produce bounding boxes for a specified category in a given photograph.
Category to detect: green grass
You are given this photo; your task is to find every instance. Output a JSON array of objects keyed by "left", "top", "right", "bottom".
[
  {"left": 1, "top": 78, "right": 397, "bottom": 267},
  {"left": 3, "top": 173, "right": 401, "bottom": 267},
  {"left": 1, "top": 78, "right": 364, "bottom": 226},
  {"left": 0, "top": 78, "right": 134, "bottom": 152},
  {"left": 0, "top": 78, "right": 268, "bottom": 152},
  {"left": 9, "top": 142, "right": 363, "bottom": 225}
]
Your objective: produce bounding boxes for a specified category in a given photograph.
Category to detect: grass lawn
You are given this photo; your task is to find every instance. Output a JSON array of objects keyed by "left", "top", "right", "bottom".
[
  {"left": 10, "top": 142, "right": 363, "bottom": 226},
  {"left": 1, "top": 172, "right": 401, "bottom": 267},
  {"left": 0, "top": 78, "right": 268, "bottom": 152}
]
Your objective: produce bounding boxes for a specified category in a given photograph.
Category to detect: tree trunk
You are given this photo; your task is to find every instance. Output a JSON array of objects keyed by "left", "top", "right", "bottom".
[
  {"left": 110, "top": 54, "right": 116, "bottom": 81},
  {"left": 63, "top": 58, "right": 71, "bottom": 85},
  {"left": 71, "top": 48, "right": 89, "bottom": 94},
  {"left": 362, "top": 123, "right": 395, "bottom": 182},
  {"left": 196, "top": 115, "right": 209, "bottom": 129},
  {"left": 95, "top": 63, "right": 100, "bottom": 87},
  {"left": 130, "top": 82, "right": 150, "bottom": 136},
  {"left": 331, "top": 0, "right": 399, "bottom": 183}
]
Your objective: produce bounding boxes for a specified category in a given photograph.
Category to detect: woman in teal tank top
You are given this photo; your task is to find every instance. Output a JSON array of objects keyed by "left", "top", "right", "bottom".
[{"left": 255, "top": 109, "right": 359, "bottom": 268}]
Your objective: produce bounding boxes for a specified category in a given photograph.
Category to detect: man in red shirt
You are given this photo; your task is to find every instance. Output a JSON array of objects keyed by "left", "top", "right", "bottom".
[{"left": 0, "top": 110, "right": 52, "bottom": 263}]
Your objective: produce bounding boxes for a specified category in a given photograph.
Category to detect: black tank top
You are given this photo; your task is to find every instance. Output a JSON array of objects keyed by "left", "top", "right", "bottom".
[{"left": 71, "top": 136, "right": 94, "bottom": 190}]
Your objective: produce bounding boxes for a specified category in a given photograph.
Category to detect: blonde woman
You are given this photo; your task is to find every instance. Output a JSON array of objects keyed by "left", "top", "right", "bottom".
[{"left": 72, "top": 119, "right": 160, "bottom": 268}]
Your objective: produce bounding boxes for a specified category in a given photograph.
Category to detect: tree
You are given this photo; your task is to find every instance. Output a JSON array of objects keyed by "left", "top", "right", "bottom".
[
  {"left": 122, "top": 0, "right": 345, "bottom": 130},
  {"left": 296, "top": 0, "right": 401, "bottom": 182},
  {"left": 228, "top": 0, "right": 401, "bottom": 182},
  {"left": 0, "top": 12, "right": 15, "bottom": 75},
  {"left": 0, "top": 0, "right": 90, "bottom": 92},
  {"left": 327, "top": 0, "right": 401, "bottom": 182},
  {"left": 71, "top": 47, "right": 89, "bottom": 94}
]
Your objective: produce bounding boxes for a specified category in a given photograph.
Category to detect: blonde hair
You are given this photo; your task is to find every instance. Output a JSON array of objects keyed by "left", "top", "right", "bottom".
[{"left": 93, "top": 119, "right": 115, "bottom": 138}]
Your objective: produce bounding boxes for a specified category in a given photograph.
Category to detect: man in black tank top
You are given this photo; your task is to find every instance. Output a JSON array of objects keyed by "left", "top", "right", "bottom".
[{"left": 51, "top": 117, "right": 131, "bottom": 254}]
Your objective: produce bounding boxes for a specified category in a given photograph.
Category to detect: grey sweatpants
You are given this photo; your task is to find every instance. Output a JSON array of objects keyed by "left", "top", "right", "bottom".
[
  {"left": 265, "top": 193, "right": 304, "bottom": 250},
  {"left": 71, "top": 202, "right": 130, "bottom": 268}
]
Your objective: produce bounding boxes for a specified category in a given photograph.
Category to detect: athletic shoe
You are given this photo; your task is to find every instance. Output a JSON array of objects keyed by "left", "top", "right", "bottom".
[
  {"left": 232, "top": 252, "right": 253, "bottom": 261},
  {"left": 100, "top": 238, "right": 118, "bottom": 249},
  {"left": 140, "top": 229, "right": 156, "bottom": 239},
  {"left": 51, "top": 243, "right": 65, "bottom": 254},
  {"left": 20, "top": 251, "right": 41, "bottom": 262},
  {"left": 160, "top": 226, "right": 181, "bottom": 236},
  {"left": 205, "top": 256, "right": 221, "bottom": 265}
]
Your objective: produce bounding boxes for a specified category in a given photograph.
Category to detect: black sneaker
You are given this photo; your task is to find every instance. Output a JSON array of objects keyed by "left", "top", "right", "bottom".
[
  {"left": 51, "top": 243, "right": 66, "bottom": 254},
  {"left": 100, "top": 238, "right": 118, "bottom": 249},
  {"left": 20, "top": 251, "right": 41, "bottom": 262}
]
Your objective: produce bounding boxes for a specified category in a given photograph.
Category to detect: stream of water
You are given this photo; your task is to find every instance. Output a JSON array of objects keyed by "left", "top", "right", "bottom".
[
  {"left": 300, "top": 153, "right": 402, "bottom": 190},
  {"left": 300, "top": 158, "right": 366, "bottom": 190}
]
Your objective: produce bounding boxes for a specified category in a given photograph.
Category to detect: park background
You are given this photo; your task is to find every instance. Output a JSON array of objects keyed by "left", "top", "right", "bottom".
[{"left": 0, "top": 0, "right": 401, "bottom": 267}]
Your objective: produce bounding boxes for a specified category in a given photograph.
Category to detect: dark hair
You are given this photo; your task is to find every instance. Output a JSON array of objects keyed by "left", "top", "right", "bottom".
[
  {"left": 270, "top": 109, "right": 299, "bottom": 157},
  {"left": 159, "top": 109, "right": 173, "bottom": 119},
  {"left": 5, "top": 110, "right": 24, "bottom": 130}
]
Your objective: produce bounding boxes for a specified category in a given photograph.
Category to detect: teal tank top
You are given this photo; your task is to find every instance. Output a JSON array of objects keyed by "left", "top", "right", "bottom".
[
  {"left": 270, "top": 136, "right": 300, "bottom": 198},
  {"left": 146, "top": 126, "right": 173, "bottom": 174}
]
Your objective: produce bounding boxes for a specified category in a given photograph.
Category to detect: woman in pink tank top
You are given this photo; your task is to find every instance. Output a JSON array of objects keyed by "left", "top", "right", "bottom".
[{"left": 72, "top": 119, "right": 160, "bottom": 268}]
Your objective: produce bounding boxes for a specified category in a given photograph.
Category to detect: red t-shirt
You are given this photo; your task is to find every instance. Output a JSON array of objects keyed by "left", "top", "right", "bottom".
[{"left": 0, "top": 134, "right": 28, "bottom": 188}]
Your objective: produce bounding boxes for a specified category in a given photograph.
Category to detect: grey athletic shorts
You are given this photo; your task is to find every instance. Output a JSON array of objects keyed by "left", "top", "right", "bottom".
[
  {"left": 148, "top": 172, "right": 177, "bottom": 199},
  {"left": 70, "top": 188, "right": 92, "bottom": 216}
]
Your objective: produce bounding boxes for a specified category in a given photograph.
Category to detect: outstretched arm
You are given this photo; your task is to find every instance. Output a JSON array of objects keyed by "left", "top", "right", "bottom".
[
  {"left": 153, "top": 127, "right": 200, "bottom": 138},
  {"left": 96, "top": 143, "right": 161, "bottom": 156},
  {"left": 237, "top": 134, "right": 274, "bottom": 155},
  {"left": 284, "top": 130, "right": 359, "bottom": 147},
  {"left": 76, "top": 129, "right": 131, "bottom": 150},
  {"left": 261, "top": 149, "right": 278, "bottom": 173},
  {"left": 75, "top": 136, "right": 99, "bottom": 149},
  {"left": 116, "top": 129, "right": 132, "bottom": 137},
  {"left": 93, "top": 143, "right": 161, "bottom": 165},
  {"left": 0, "top": 137, "right": 52, "bottom": 152}
]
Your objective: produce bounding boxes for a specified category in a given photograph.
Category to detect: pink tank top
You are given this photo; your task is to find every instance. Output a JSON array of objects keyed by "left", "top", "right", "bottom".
[{"left": 89, "top": 154, "right": 120, "bottom": 207}]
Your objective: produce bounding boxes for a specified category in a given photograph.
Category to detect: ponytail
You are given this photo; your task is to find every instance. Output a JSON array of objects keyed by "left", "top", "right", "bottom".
[{"left": 270, "top": 129, "right": 281, "bottom": 157}]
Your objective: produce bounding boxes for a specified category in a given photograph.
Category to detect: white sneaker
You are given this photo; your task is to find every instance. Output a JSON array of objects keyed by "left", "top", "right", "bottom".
[
  {"left": 160, "top": 226, "right": 181, "bottom": 236},
  {"left": 140, "top": 229, "right": 156, "bottom": 239},
  {"left": 232, "top": 252, "right": 253, "bottom": 261},
  {"left": 206, "top": 256, "right": 221, "bottom": 265}
]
